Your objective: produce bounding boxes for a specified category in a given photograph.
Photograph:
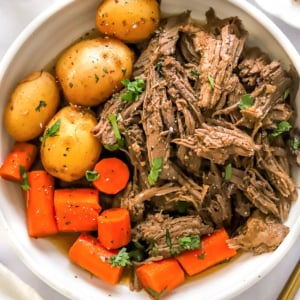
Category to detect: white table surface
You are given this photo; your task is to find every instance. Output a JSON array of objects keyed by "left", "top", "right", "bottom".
[{"left": 0, "top": 1, "right": 299, "bottom": 299}]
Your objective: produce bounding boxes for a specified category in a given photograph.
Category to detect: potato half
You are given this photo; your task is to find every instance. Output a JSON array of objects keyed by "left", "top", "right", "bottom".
[
  {"left": 40, "top": 105, "right": 102, "bottom": 182},
  {"left": 56, "top": 37, "right": 134, "bottom": 107}
]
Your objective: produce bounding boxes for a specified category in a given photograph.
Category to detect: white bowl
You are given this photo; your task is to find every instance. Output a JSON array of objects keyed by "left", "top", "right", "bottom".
[{"left": 0, "top": 0, "right": 300, "bottom": 299}]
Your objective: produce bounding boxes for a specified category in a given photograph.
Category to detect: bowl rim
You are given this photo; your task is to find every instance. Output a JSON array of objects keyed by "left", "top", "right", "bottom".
[{"left": 0, "top": 0, "right": 300, "bottom": 299}]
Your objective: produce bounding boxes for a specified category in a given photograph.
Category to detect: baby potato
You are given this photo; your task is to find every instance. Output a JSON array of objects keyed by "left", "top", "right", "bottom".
[
  {"left": 40, "top": 105, "right": 102, "bottom": 182},
  {"left": 4, "top": 71, "right": 60, "bottom": 142},
  {"left": 56, "top": 37, "right": 134, "bottom": 107},
  {"left": 95, "top": 0, "right": 160, "bottom": 43}
]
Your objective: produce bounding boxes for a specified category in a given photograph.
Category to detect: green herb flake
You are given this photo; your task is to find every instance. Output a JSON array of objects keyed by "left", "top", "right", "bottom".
[
  {"left": 121, "top": 77, "right": 145, "bottom": 102},
  {"left": 238, "top": 94, "right": 254, "bottom": 110},
  {"left": 271, "top": 121, "right": 292, "bottom": 137},
  {"left": 283, "top": 88, "right": 290, "bottom": 100},
  {"left": 19, "top": 165, "right": 30, "bottom": 191},
  {"left": 108, "top": 247, "right": 132, "bottom": 267},
  {"left": 166, "top": 229, "right": 172, "bottom": 249},
  {"left": 121, "top": 68, "right": 127, "bottom": 76},
  {"left": 146, "top": 286, "right": 168, "bottom": 300},
  {"left": 85, "top": 170, "right": 100, "bottom": 182},
  {"left": 40, "top": 119, "right": 61, "bottom": 143},
  {"left": 105, "top": 113, "right": 124, "bottom": 151},
  {"left": 174, "top": 201, "right": 189, "bottom": 214},
  {"left": 198, "top": 252, "right": 205, "bottom": 260},
  {"left": 179, "top": 235, "right": 201, "bottom": 251},
  {"left": 148, "top": 157, "right": 163, "bottom": 186},
  {"left": 207, "top": 75, "right": 215, "bottom": 89},
  {"left": 190, "top": 68, "right": 200, "bottom": 77},
  {"left": 103, "top": 67, "right": 108, "bottom": 73},
  {"left": 68, "top": 82, "right": 74, "bottom": 88},
  {"left": 155, "top": 60, "right": 162, "bottom": 73},
  {"left": 224, "top": 163, "right": 232, "bottom": 181},
  {"left": 290, "top": 137, "right": 300, "bottom": 150},
  {"left": 35, "top": 100, "right": 47, "bottom": 112},
  {"left": 95, "top": 73, "right": 99, "bottom": 83}
]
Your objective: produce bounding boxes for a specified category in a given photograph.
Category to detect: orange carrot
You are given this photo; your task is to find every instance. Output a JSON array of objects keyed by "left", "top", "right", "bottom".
[
  {"left": 0, "top": 142, "right": 37, "bottom": 182},
  {"left": 136, "top": 258, "right": 185, "bottom": 299},
  {"left": 69, "top": 233, "right": 124, "bottom": 285},
  {"left": 24, "top": 170, "right": 58, "bottom": 237},
  {"left": 92, "top": 157, "right": 130, "bottom": 195},
  {"left": 176, "top": 228, "right": 237, "bottom": 276},
  {"left": 54, "top": 188, "right": 101, "bottom": 232},
  {"left": 97, "top": 208, "right": 131, "bottom": 249}
]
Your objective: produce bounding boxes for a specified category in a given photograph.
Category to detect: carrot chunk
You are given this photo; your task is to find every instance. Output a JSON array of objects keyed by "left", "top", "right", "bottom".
[
  {"left": 24, "top": 170, "right": 58, "bottom": 237},
  {"left": 54, "top": 188, "right": 101, "bottom": 232},
  {"left": 92, "top": 157, "right": 130, "bottom": 194},
  {"left": 69, "top": 233, "right": 124, "bottom": 285},
  {"left": 97, "top": 208, "right": 131, "bottom": 249},
  {"left": 176, "top": 228, "right": 237, "bottom": 276},
  {"left": 136, "top": 258, "right": 185, "bottom": 299},
  {"left": 0, "top": 142, "right": 37, "bottom": 181}
]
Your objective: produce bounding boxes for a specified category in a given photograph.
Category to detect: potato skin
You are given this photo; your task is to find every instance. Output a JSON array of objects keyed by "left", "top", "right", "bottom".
[
  {"left": 40, "top": 106, "right": 102, "bottom": 182},
  {"left": 56, "top": 37, "right": 134, "bottom": 107},
  {"left": 95, "top": 0, "right": 160, "bottom": 43},
  {"left": 4, "top": 71, "right": 60, "bottom": 142}
]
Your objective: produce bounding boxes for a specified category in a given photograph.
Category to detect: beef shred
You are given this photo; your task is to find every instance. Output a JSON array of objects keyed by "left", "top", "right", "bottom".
[{"left": 93, "top": 8, "right": 299, "bottom": 264}]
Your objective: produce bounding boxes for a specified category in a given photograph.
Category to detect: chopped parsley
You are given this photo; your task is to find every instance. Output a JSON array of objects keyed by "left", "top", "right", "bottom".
[
  {"left": 198, "top": 252, "right": 205, "bottom": 260},
  {"left": 68, "top": 82, "right": 74, "bottom": 88},
  {"left": 121, "top": 68, "right": 127, "bottom": 76},
  {"left": 102, "top": 67, "right": 108, "bottom": 73},
  {"left": 85, "top": 170, "right": 100, "bottom": 182},
  {"left": 190, "top": 68, "right": 200, "bottom": 77},
  {"left": 207, "top": 75, "right": 215, "bottom": 89},
  {"left": 238, "top": 94, "right": 254, "bottom": 110},
  {"left": 155, "top": 60, "right": 163, "bottom": 74},
  {"left": 104, "top": 113, "right": 124, "bottom": 151},
  {"left": 146, "top": 287, "right": 168, "bottom": 299},
  {"left": 19, "top": 165, "right": 30, "bottom": 191},
  {"left": 147, "top": 157, "right": 163, "bottom": 186},
  {"left": 95, "top": 73, "right": 99, "bottom": 83},
  {"left": 271, "top": 121, "right": 292, "bottom": 137},
  {"left": 40, "top": 119, "right": 61, "bottom": 143},
  {"left": 108, "top": 247, "right": 131, "bottom": 267},
  {"left": 290, "top": 137, "right": 300, "bottom": 150},
  {"left": 121, "top": 77, "right": 145, "bottom": 101},
  {"left": 174, "top": 201, "right": 190, "bottom": 214},
  {"left": 283, "top": 88, "right": 290, "bottom": 100},
  {"left": 224, "top": 163, "right": 232, "bottom": 181},
  {"left": 35, "top": 100, "right": 47, "bottom": 112},
  {"left": 179, "top": 235, "right": 201, "bottom": 251}
]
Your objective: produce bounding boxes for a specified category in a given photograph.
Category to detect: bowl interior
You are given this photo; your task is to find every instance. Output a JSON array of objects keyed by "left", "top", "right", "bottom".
[{"left": 0, "top": 0, "right": 300, "bottom": 299}]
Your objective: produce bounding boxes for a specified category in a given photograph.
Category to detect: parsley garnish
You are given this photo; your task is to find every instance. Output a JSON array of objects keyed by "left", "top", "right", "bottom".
[
  {"left": 148, "top": 157, "right": 163, "bottom": 186},
  {"left": 146, "top": 287, "right": 168, "bottom": 299},
  {"left": 191, "top": 68, "right": 200, "bottom": 77},
  {"left": 224, "top": 163, "right": 232, "bottom": 181},
  {"left": 121, "top": 68, "right": 127, "bottom": 76},
  {"left": 103, "top": 67, "right": 108, "bottom": 73},
  {"left": 283, "top": 88, "right": 290, "bottom": 100},
  {"left": 19, "top": 165, "right": 30, "bottom": 191},
  {"left": 174, "top": 201, "right": 189, "bottom": 214},
  {"left": 35, "top": 100, "right": 47, "bottom": 112},
  {"left": 155, "top": 60, "right": 162, "bottom": 73},
  {"left": 179, "top": 235, "right": 201, "bottom": 251},
  {"left": 207, "top": 75, "right": 215, "bottom": 89},
  {"left": 271, "top": 121, "right": 292, "bottom": 137},
  {"left": 85, "top": 170, "right": 100, "bottom": 182},
  {"left": 40, "top": 119, "right": 61, "bottom": 143},
  {"left": 95, "top": 73, "right": 99, "bottom": 83},
  {"left": 198, "top": 252, "right": 205, "bottom": 260},
  {"left": 290, "top": 137, "right": 300, "bottom": 150},
  {"left": 166, "top": 229, "right": 172, "bottom": 248},
  {"left": 108, "top": 247, "right": 132, "bottom": 267},
  {"left": 121, "top": 78, "right": 145, "bottom": 101},
  {"left": 104, "top": 113, "right": 124, "bottom": 151},
  {"left": 68, "top": 82, "right": 74, "bottom": 88},
  {"left": 238, "top": 94, "right": 254, "bottom": 110}
]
